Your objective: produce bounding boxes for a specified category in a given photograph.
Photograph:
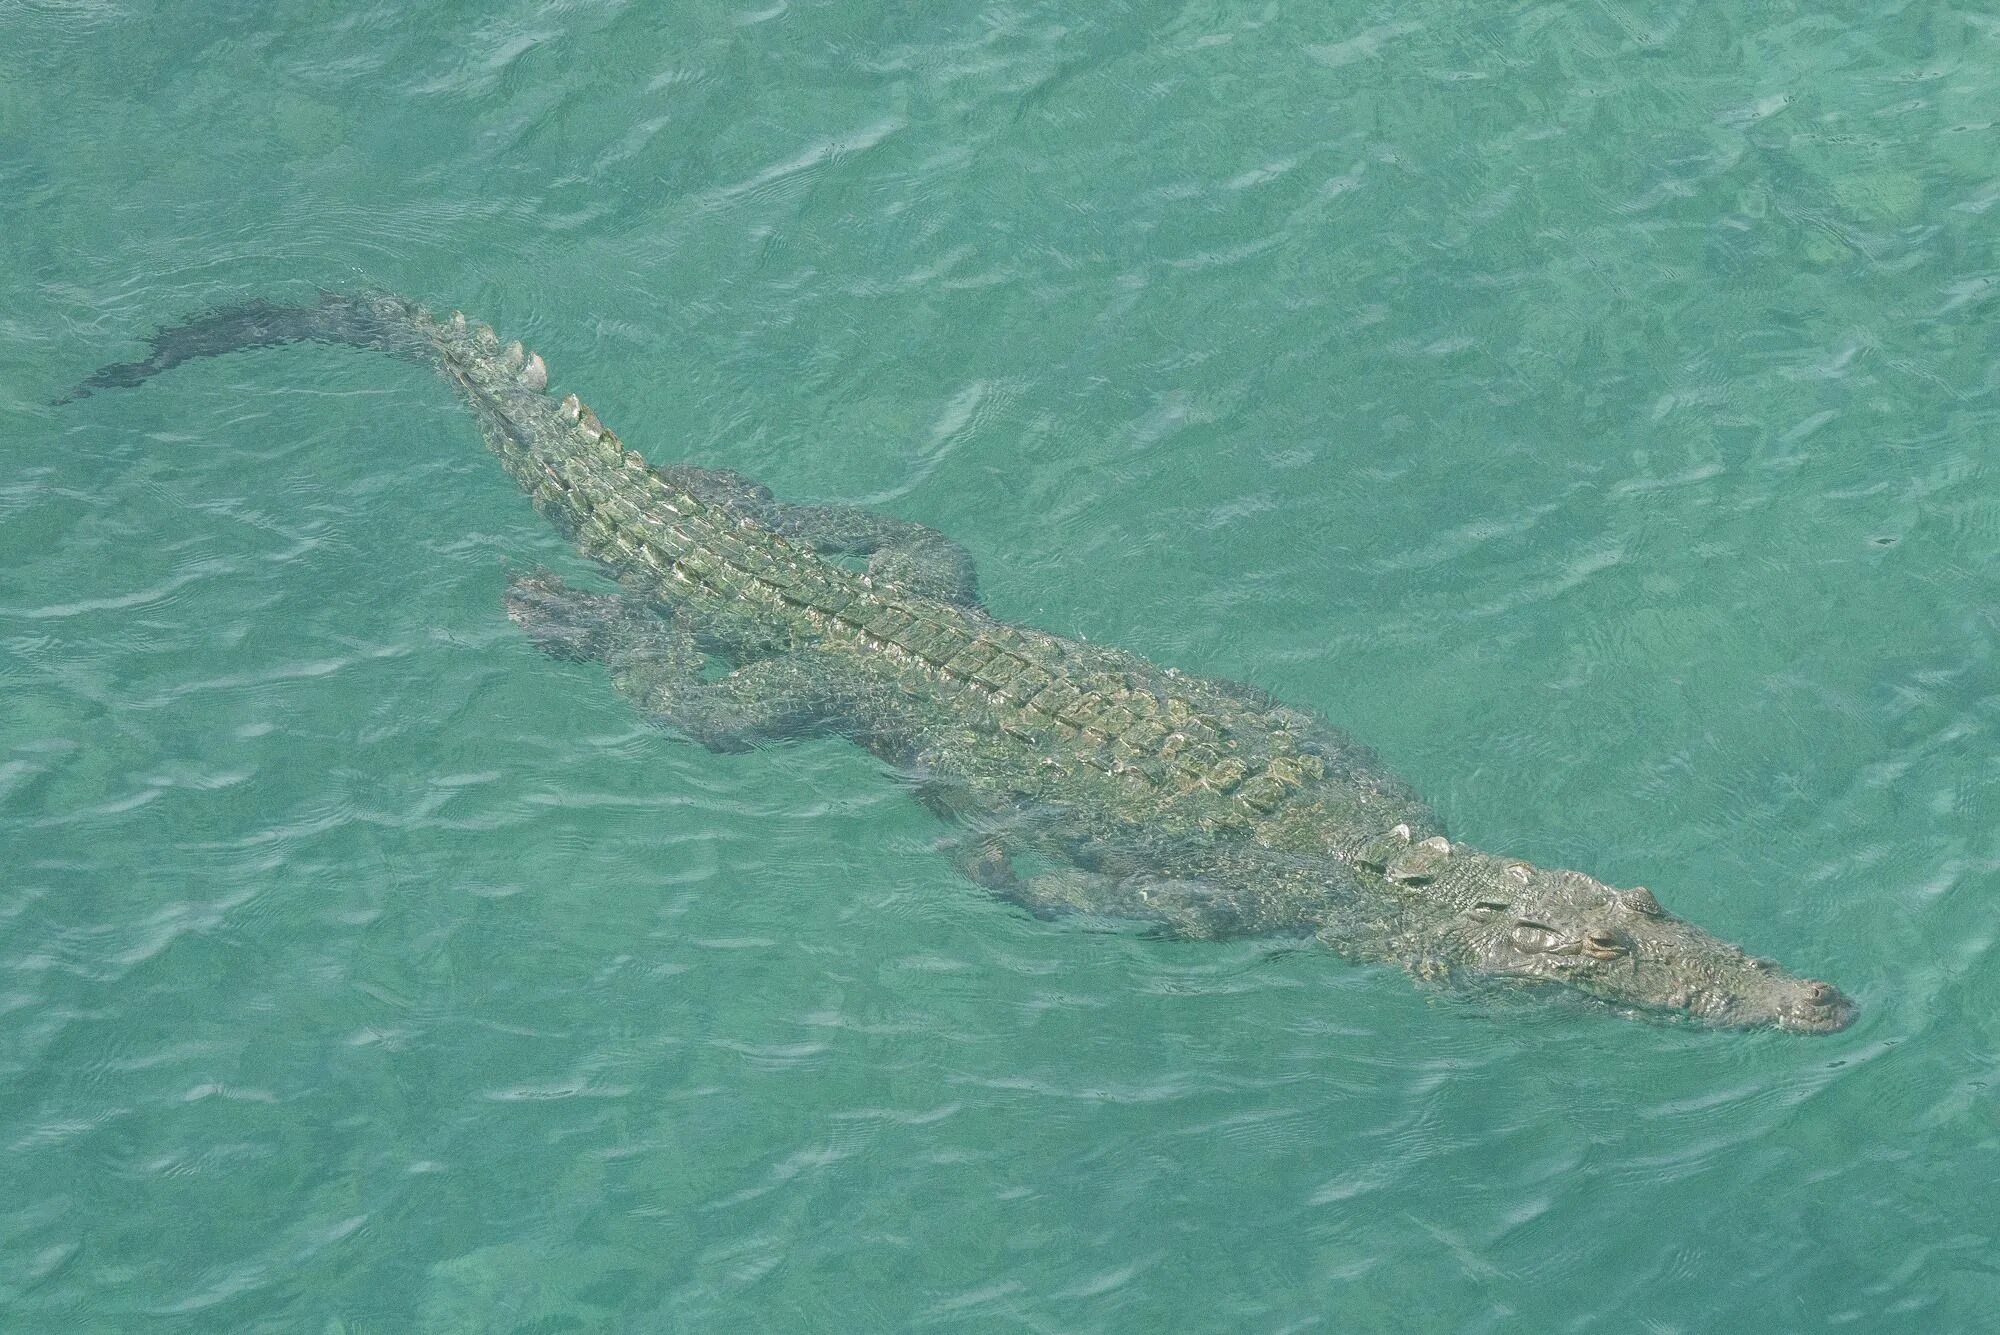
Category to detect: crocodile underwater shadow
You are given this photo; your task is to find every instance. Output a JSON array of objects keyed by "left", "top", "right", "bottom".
[{"left": 67, "top": 293, "right": 1855, "bottom": 1034}]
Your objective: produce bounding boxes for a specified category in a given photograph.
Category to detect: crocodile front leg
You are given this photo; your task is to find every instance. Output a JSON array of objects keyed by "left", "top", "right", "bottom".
[
  {"left": 504, "top": 571, "right": 856, "bottom": 752},
  {"left": 655, "top": 465, "right": 981, "bottom": 606},
  {"left": 1009, "top": 867, "right": 1244, "bottom": 939},
  {"left": 939, "top": 835, "right": 1241, "bottom": 940}
]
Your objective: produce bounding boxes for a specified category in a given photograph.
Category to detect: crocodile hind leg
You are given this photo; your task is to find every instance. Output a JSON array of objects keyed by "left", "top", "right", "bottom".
[
  {"left": 654, "top": 465, "right": 981, "bottom": 606},
  {"left": 781, "top": 503, "right": 980, "bottom": 606},
  {"left": 504, "top": 570, "right": 855, "bottom": 751}
]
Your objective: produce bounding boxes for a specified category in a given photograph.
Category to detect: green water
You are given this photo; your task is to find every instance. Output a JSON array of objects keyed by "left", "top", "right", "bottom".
[{"left": 3, "top": 2, "right": 1996, "bottom": 1330}]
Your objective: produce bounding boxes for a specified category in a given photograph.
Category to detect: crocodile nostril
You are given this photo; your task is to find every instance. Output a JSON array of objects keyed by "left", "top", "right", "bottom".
[{"left": 1803, "top": 981, "right": 1838, "bottom": 1007}]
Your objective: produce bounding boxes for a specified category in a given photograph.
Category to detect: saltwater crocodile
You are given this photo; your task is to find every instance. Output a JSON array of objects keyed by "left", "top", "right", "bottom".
[{"left": 69, "top": 293, "right": 1855, "bottom": 1033}]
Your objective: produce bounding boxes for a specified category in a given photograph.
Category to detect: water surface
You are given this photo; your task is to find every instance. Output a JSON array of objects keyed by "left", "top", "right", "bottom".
[{"left": 3, "top": 2, "right": 1997, "bottom": 1329}]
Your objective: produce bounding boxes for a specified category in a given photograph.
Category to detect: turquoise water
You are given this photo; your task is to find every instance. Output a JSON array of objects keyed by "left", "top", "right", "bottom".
[{"left": 3, "top": 2, "right": 1997, "bottom": 1329}]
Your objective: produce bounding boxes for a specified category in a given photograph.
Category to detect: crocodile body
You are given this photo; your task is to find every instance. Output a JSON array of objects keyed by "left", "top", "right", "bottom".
[{"left": 70, "top": 293, "right": 1855, "bottom": 1033}]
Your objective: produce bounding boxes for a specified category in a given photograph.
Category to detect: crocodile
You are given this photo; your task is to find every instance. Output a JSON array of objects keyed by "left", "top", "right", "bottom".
[{"left": 68, "top": 293, "right": 1855, "bottom": 1033}]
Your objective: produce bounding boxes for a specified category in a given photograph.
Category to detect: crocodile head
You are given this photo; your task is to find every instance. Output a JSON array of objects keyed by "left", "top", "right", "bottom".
[{"left": 1378, "top": 841, "right": 1854, "bottom": 1033}]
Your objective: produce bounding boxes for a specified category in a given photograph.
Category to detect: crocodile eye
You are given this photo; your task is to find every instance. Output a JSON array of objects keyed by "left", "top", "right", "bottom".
[
  {"left": 1510, "top": 922, "right": 1561, "bottom": 952},
  {"left": 1621, "top": 887, "right": 1663, "bottom": 917}
]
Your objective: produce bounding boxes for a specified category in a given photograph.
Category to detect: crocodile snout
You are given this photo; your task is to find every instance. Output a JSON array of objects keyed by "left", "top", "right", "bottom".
[{"left": 1777, "top": 978, "right": 1855, "bottom": 1034}]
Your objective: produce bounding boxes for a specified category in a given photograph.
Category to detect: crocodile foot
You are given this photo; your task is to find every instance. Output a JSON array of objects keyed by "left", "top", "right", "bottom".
[{"left": 503, "top": 568, "right": 633, "bottom": 661}]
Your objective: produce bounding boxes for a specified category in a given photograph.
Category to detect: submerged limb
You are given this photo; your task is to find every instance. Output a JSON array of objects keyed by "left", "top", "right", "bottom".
[
  {"left": 503, "top": 570, "right": 854, "bottom": 751},
  {"left": 504, "top": 568, "right": 683, "bottom": 664},
  {"left": 940, "top": 835, "right": 1237, "bottom": 939},
  {"left": 1006, "top": 867, "right": 1239, "bottom": 939},
  {"left": 860, "top": 535, "right": 981, "bottom": 607},
  {"left": 918, "top": 784, "right": 1243, "bottom": 938},
  {"left": 654, "top": 465, "right": 981, "bottom": 606}
]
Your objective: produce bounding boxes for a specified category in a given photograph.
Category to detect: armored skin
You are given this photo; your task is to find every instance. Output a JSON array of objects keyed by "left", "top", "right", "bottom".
[{"left": 70, "top": 294, "right": 1855, "bottom": 1033}]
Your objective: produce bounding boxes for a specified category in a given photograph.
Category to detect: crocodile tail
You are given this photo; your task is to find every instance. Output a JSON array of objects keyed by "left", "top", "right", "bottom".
[
  {"left": 63, "top": 291, "right": 599, "bottom": 527},
  {"left": 55, "top": 292, "right": 427, "bottom": 404}
]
